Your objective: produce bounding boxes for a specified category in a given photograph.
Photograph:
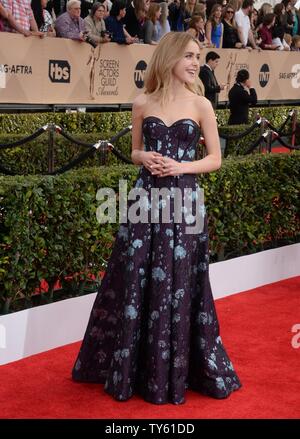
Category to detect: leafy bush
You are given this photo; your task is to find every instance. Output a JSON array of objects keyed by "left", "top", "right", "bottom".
[
  {"left": 0, "top": 112, "right": 131, "bottom": 134},
  {"left": 0, "top": 153, "right": 299, "bottom": 314},
  {"left": 0, "top": 105, "right": 298, "bottom": 174},
  {"left": 0, "top": 131, "right": 132, "bottom": 174},
  {"left": 219, "top": 124, "right": 261, "bottom": 157},
  {"left": 0, "top": 106, "right": 298, "bottom": 134},
  {"left": 216, "top": 105, "right": 300, "bottom": 127}
]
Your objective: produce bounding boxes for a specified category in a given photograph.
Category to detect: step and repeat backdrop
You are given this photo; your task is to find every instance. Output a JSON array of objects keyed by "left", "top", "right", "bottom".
[{"left": 0, "top": 33, "right": 300, "bottom": 105}]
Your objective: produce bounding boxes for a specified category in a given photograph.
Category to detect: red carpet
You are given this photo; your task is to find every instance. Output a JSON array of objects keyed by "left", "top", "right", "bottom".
[{"left": 1, "top": 277, "right": 299, "bottom": 419}]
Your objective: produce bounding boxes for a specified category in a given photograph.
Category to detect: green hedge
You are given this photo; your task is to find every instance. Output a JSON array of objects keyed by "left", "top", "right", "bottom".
[
  {"left": 0, "top": 107, "right": 298, "bottom": 174},
  {"left": 0, "top": 111, "right": 132, "bottom": 135},
  {"left": 0, "top": 132, "right": 132, "bottom": 174},
  {"left": 0, "top": 106, "right": 298, "bottom": 134},
  {"left": 218, "top": 107, "right": 299, "bottom": 157},
  {"left": 219, "top": 124, "right": 260, "bottom": 157},
  {"left": 219, "top": 124, "right": 295, "bottom": 157},
  {"left": 216, "top": 105, "right": 300, "bottom": 127},
  {"left": 1, "top": 153, "right": 299, "bottom": 314}
]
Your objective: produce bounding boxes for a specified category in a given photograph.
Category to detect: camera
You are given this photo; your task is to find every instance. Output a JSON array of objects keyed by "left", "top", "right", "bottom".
[
  {"left": 101, "top": 30, "right": 113, "bottom": 39},
  {"left": 83, "top": 31, "right": 98, "bottom": 48}
]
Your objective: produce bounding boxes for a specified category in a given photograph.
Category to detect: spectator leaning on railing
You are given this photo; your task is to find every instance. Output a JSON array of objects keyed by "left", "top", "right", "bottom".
[
  {"left": 156, "top": 2, "right": 170, "bottom": 40},
  {"left": 123, "top": 0, "right": 149, "bottom": 42},
  {"left": 84, "top": 2, "right": 111, "bottom": 44},
  {"left": 235, "top": 0, "right": 260, "bottom": 49},
  {"left": 144, "top": 2, "right": 161, "bottom": 44},
  {"left": 0, "top": 0, "right": 44, "bottom": 36},
  {"left": 31, "top": 0, "right": 56, "bottom": 36},
  {"left": 258, "top": 13, "right": 280, "bottom": 49},
  {"left": 291, "top": 33, "right": 300, "bottom": 49},
  {"left": 105, "top": 0, "right": 139, "bottom": 44},
  {"left": 0, "top": 2, "right": 8, "bottom": 31},
  {"left": 205, "top": 3, "right": 224, "bottom": 48},
  {"left": 290, "top": 0, "right": 300, "bottom": 35},
  {"left": 187, "top": 14, "right": 209, "bottom": 46},
  {"left": 281, "top": 0, "right": 294, "bottom": 36},
  {"left": 55, "top": 0, "right": 86, "bottom": 40},
  {"left": 272, "top": 3, "right": 290, "bottom": 50},
  {"left": 222, "top": 3, "right": 243, "bottom": 48}
]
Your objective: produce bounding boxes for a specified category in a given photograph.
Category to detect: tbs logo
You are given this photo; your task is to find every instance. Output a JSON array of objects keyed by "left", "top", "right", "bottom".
[{"left": 49, "top": 60, "right": 71, "bottom": 83}]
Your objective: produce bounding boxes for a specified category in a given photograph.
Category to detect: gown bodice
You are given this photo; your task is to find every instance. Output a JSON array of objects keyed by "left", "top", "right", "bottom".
[{"left": 142, "top": 116, "right": 201, "bottom": 163}]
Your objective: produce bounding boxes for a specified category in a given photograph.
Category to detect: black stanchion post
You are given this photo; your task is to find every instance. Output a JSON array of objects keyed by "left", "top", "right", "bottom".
[
  {"left": 99, "top": 141, "right": 109, "bottom": 165},
  {"left": 259, "top": 118, "right": 266, "bottom": 153},
  {"left": 267, "top": 130, "right": 272, "bottom": 153},
  {"left": 48, "top": 124, "right": 55, "bottom": 173},
  {"left": 291, "top": 110, "right": 297, "bottom": 148},
  {"left": 224, "top": 137, "right": 228, "bottom": 158}
]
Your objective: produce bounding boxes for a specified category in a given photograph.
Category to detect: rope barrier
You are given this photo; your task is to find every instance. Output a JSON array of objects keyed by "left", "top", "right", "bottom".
[
  {"left": 0, "top": 127, "right": 46, "bottom": 149},
  {"left": 49, "top": 142, "right": 99, "bottom": 175},
  {"left": 58, "top": 126, "right": 95, "bottom": 149},
  {"left": 270, "top": 131, "right": 300, "bottom": 150},
  {"left": 244, "top": 128, "right": 300, "bottom": 154},
  {"left": 219, "top": 110, "right": 296, "bottom": 142},
  {"left": 108, "top": 143, "right": 132, "bottom": 164},
  {"left": 0, "top": 110, "right": 298, "bottom": 175},
  {"left": 49, "top": 126, "right": 133, "bottom": 174},
  {"left": 219, "top": 119, "right": 260, "bottom": 140},
  {"left": 0, "top": 124, "right": 133, "bottom": 175},
  {"left": 107, "top": 126, "right": 132, "bottom": 164},
  {"left": 244, "top": 134, "right": 267, "bottom": 155},
  {"left": 264, "top": 110, "right": 297, "bottom": 135},
  {"left": 276, "top": 112, "right": 292, "bottom": 135}
]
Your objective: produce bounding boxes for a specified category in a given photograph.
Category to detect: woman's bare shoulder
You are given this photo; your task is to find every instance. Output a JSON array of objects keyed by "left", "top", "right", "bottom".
[
  {"left": 132, "top": 93, "right": 148, "bottom": 109},
  {"left": 132, "top": 94, "right": 150, "bottom": 119},
  {"left": 191, "top": 94, "right": 216, "bottom": 125},
  {"left": 193, "top": 94, "right": 214, "bottom": 112}
]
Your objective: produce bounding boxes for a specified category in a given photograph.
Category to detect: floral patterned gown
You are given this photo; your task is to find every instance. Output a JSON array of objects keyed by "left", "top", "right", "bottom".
[{"left": 72, "top": 116, "right": 242, "bottom": 404}]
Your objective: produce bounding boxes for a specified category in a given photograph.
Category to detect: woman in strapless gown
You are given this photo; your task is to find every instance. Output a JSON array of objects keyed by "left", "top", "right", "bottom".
[{"left": 72, "top": 32, "right": 242, "bottom": 405}]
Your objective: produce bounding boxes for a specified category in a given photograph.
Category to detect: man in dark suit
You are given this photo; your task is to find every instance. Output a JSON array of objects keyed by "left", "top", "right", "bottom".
[
  {"left": 199, "top": 51, "right": 226, "bottom": 110},
  {"left": 228, "top": 69, "right": 257, "bottom": 125}
]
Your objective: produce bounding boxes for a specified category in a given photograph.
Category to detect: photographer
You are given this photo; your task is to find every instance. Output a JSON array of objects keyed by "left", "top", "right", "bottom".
[{"left": 84, "top": 2, "right": 111, "bottom": 45}]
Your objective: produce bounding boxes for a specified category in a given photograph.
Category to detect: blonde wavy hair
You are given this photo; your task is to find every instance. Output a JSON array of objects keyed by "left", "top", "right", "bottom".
[{"left": 144, "top": 32, "right": 203, "bottom": 105}]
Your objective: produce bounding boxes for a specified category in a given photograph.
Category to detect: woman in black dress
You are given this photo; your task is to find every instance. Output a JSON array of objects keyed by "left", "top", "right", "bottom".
[
  {"left": 222, "top": 3, "right": 243, "bottom": 48},
  {"left": 72, "top": 32, "right": 242, "bottom": 405}
]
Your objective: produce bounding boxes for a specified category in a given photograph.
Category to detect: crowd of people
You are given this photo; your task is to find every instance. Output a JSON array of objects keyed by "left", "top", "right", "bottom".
[
  {"left": 1, "top": 1, "right": 298, "bottom": 122},
  {"left": 0, "top": 0, "right": 299, "bottom": 50}
]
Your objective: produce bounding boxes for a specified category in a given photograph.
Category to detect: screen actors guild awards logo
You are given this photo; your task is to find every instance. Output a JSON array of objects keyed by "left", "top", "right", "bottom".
[{"left": 96, "top": 58, "right": 119, "bottom": 97}]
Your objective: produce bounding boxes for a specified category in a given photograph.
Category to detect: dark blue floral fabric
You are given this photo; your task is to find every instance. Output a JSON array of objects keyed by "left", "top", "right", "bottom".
[{"left": 72, "top": 117, "right": 242, "bottom": 404}]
